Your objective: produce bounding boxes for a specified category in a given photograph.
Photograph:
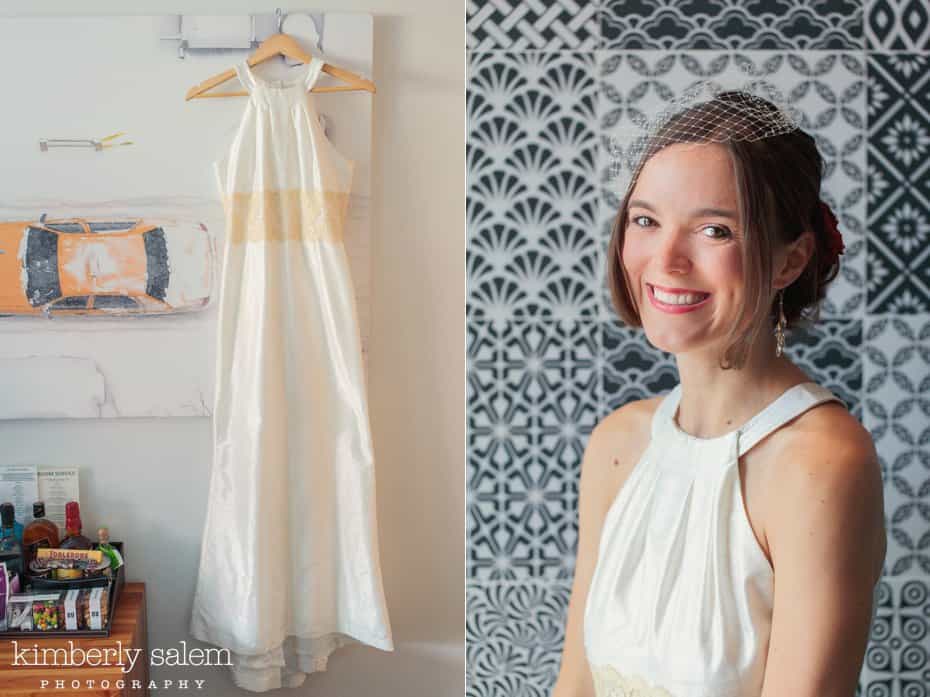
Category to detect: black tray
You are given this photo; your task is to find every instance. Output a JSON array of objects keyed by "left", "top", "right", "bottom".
[{"left": 0, "top": 542, "right": 126, "bottom": 638}]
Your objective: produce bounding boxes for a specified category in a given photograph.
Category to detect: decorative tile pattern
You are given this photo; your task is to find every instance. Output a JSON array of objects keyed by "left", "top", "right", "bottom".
[
  {"left": 468, "top": 321, "right": 599, "bottom": 580},
  {"left": 467, "top": 0, "right": 601, "bottom": 52},
  {"left": 602, "top": 0, "right": 864, "bottom": 50},
  {"left": 863, "top": 318, "right": 930, "bottom": 576},
  {"left": 785, "top": 319, "right": 864, "bottom": 419},
  {"left": 866, "top": 53, "right": 930, "bottom": 313},
  {"left": 602, "top": 322, "right": 678, "bottom": 414},
  {"left": 596, "top": 51, "right": 867, "bottom": 319},
  {"left": 866, "top": 0, "right": 930, "bottom": 51},
  {"left": 468, "top": 52, "right": 601, "bottom": 322},
  {"left": 466, "top": 581, "right": 570, "bottom": 697},
  {"left": 859, "top": 576, "right": 930, "bottom": 693}
]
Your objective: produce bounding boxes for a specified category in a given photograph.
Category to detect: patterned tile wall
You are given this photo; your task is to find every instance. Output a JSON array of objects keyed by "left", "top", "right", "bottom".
[{"left": 467, "top": 1, "right": 930, "bottom": 695}]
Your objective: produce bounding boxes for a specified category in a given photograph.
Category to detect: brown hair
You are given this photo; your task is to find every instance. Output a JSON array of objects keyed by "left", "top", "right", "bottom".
[{"left": 606, "top": 91, "right": 840, "bottom": 369}]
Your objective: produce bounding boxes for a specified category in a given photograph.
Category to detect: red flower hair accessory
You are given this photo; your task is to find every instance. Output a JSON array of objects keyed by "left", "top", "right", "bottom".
[{"left": 819, "top": 200, "right": 844, "bottom": 269}]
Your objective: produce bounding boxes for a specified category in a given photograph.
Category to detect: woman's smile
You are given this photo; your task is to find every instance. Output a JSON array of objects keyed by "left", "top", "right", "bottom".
[{"left": 646, "top": 283, "right": 712, "bottom": 313}]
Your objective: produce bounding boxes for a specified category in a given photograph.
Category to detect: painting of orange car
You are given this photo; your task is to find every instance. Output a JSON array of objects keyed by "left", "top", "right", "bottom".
[{"left": 0, "top": 216, "right": 214, "bottom": 316}]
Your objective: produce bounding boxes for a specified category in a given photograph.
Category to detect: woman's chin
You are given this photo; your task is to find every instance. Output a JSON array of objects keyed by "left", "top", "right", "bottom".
[{"left": 641, "top": 327, "right": 712, "bottom": 357}]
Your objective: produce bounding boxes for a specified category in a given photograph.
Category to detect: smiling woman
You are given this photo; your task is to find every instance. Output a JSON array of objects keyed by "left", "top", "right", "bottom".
[
  {"left": 551, "top": 85, "right": 886, "bottom": 697},
  {"left": 607, "top": 92, "right": 842, "bottom": 371},
  {"left": 621, "top": 143, "right": 752, "bottom": 350}
]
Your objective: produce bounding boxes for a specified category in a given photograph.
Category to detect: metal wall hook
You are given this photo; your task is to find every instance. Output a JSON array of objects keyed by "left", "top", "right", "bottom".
[
  {"left": 40, "top": 139, "right": 101, "bottom": 152},
  {"left": 39, "top": 132, "right": 133, "bottom": 152},
  {"left": 159, "top": 12, "right": 305, "bottom": 59}
]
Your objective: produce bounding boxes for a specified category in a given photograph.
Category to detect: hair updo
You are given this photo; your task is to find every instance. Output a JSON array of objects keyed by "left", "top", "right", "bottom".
[{"left": 606, "top": 90, "right": 841, "bottom": 370}]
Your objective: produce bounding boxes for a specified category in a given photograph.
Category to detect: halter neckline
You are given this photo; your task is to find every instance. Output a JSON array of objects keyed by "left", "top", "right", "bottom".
[{"left": 654, "top": 380, "right": 842, "bottom": 457}]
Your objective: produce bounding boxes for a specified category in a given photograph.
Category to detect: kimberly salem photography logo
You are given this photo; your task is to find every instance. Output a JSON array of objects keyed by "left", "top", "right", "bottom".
[{"left": 10, "top": 640, "right": 231, "bottom": 690}]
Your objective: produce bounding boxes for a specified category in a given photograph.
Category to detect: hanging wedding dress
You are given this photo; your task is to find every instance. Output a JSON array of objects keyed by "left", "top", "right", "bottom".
[{"left": 190, "top": 55, "right": 394, "bottom": 692}]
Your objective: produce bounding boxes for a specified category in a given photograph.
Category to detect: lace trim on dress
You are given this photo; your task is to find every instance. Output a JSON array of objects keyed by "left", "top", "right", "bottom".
[{"left": 590, "top": 664, "right": 677, "bottom": 697}]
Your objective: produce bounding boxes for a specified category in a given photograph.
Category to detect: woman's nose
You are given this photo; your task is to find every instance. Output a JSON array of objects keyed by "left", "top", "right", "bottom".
[{"left": 654, "top": 228, "right": 691, "bottom": 275}]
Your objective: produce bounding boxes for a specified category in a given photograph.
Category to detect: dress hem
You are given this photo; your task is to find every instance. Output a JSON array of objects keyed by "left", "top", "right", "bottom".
[
  {"left": 189, "top": 616, "right": 395, "bottom": 657},
  {"left": 190, "top": 619, "right": 394, "bottom": 693}
]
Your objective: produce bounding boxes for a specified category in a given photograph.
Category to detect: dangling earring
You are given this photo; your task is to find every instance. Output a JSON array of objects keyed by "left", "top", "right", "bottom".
[{"left": 774, "top": 290, "right": 787, "bottom": 358}]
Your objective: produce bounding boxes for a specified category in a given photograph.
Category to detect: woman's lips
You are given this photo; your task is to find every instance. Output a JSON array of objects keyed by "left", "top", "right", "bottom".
[{"left": 646, "top": 283, "right": 712, "bottom": 314}]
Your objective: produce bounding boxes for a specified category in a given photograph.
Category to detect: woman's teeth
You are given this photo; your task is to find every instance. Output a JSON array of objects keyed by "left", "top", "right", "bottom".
[{"left": 651, "top": 286, "right": 709, "bottom": 305}]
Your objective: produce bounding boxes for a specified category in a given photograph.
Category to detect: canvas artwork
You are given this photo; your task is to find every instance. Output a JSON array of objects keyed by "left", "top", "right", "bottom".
[
  {"left": 0, "top": 12, "right": 373, "bottom": 419},
  {"left": 0, "top": 216, "right": 213, "bottom": 317}
]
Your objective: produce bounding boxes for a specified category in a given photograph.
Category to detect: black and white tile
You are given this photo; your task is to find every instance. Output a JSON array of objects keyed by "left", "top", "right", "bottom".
[
  {"left": 863, "top": 317, "right": 930, "bottom": 577},
  {"left": 859, "top": 576, "right": 930, "bottom": 694},
  {"left": 785, "top": 319, "right": 864, "bottom": 418},
  {"left": 601, "top": 321, "right": 677, "bottom": 413},
  {"left": 866, "top": 0, "right": 930, "bottom": 51},
  {"left": 466, "top": 581, "right": 570, "bottom": 697},
  {"left": 468, "top": 52, "right": 601, "bottom": 322},
  {"left": 866, "top": 53, "right": 930, "bottom": 313},
  {"left": 601, "top": 0, "right": 863, "bottom": 51},
  {"left": 467, "top": 0, "right": 602, "bottom": 52},
  {"left": 468, "top": 320, "right": 599, "bottom": 581}
]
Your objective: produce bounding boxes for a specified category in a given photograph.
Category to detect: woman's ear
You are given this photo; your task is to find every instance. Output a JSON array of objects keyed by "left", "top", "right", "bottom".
[{"left": 773, "top": 230, "right": 815, "bottom": 290}]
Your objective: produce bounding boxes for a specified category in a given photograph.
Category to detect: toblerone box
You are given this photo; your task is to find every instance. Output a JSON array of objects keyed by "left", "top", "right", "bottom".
[{"left": 36, "top": 549, "right": 103, "bottom": 564}]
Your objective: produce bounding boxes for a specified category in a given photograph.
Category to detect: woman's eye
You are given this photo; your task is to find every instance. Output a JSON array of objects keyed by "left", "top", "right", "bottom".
[
  {"left": 701, "top": 224, "right": 732, "bottom": 240},
  {"left": 629, "top": 215, "right": 732, "bottom": 239}
]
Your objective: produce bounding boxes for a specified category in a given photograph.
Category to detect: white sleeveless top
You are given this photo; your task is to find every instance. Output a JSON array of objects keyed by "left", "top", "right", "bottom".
[{"left": 583, "top": 381, "right": 843, "bottom": 697}]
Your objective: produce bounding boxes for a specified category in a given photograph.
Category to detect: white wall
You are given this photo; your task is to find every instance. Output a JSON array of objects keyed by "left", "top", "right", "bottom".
[{"left": 0, "top": 2, "right": 464, "bottom": 695}]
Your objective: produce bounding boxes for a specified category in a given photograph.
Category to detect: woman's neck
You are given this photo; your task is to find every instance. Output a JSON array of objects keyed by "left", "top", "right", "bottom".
[{"left": 673, "top": 332, "right": 811, "bottom": 439}]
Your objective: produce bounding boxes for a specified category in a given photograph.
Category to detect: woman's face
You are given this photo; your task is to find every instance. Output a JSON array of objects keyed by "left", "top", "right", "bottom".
[{"left": 621, "top": 142, "right": 746, "bottom": 358}]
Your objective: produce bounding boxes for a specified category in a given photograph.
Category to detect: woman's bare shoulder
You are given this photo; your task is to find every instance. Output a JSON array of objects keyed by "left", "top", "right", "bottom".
[
  {"left": 599, "top": 394, "right": 664, "bottom": 433},
  {"left": 587, "top": 394, "right": 665, "bottom": 468},
  {"left": 753, "top": 400, "right": 877, "bottom": 493},
  {"left": 778, "top": 400, "right": 875, "bottom": 461},
  {"left": 765, "top": 400, "right": 885, "bottom": 580}
]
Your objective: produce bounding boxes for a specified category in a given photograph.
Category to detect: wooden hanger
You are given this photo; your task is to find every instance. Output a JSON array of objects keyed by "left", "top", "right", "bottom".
[{"left": 185, "top": 32, "right": 375, "bottom": 101}]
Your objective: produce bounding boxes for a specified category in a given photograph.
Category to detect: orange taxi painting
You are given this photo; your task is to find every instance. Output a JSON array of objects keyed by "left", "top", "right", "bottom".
[{"left": 0, "top": 216, "right": 214, "bottom": 316}]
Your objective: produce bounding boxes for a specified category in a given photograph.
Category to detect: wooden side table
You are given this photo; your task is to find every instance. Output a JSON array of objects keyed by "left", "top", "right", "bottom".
[{"left": 0, "top": 582, "right": 149, "bottom": 697}]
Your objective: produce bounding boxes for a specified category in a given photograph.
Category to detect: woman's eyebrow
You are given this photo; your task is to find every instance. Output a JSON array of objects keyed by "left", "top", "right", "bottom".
[{"left": 628, "top": 199, "right": 739, "bottom": 221}]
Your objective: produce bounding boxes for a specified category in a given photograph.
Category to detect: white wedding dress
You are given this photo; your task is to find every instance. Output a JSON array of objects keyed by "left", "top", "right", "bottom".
[{"left": 190, "top": 55, "right": 394, "bottom": 692}]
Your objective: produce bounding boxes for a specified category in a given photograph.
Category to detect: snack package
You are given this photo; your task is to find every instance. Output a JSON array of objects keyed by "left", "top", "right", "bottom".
[
  {"left": 6, "top": 592, "right": 64, "bottom": 631},
  {"left": 82, "top": 586, "right": 109, "bottom": 630},
  {"left": 63, "top": 589, "right": 81, "bottom": 630},
  {"left": 32, "top": 594, "right": 65, "bottom": 631},
  {"left": 32, "top": 548, "right": 109, "bottom": 581}
]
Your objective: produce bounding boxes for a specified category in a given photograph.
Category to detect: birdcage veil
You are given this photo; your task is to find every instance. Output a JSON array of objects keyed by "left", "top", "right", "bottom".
[{"left": 605, "top": 62, "right": 806, "bottom": 204}]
